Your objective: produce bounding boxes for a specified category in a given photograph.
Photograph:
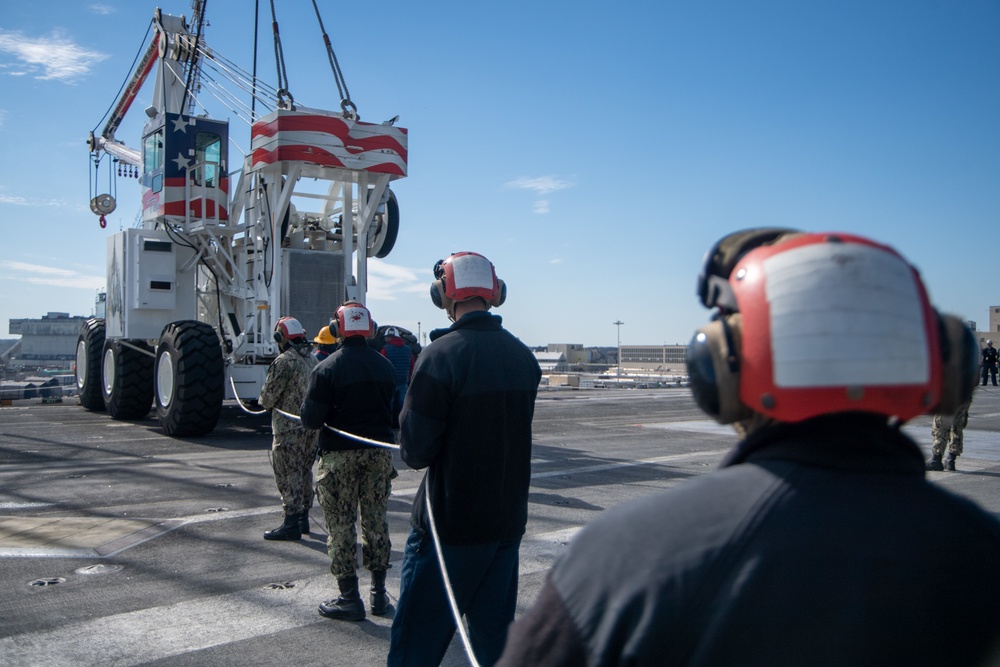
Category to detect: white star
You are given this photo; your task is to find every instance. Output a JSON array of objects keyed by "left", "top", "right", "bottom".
[
  {"left": 172, "top": 153, "right": 190, "bottom": 171},
  {"left": 171, "top": 116, "right": 191, "bottom": 134}
]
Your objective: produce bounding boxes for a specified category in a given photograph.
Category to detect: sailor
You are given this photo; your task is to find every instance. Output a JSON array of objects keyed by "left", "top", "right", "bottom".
[
  {"left": 379, "top": 327, "right": 414, "bottom": 428},
  {"left": 300, "top": 301, "right": 396, "bottom": 621},
  {"left": 982, "top": 339, "right": 998, "bottom": 386},
  {"left": 312, "top": 325, "right": 338, "bottom": 362},
  {"left": 258, "top": 316, "right": 318, "bottom": 541},
  {"left": 497, "top": 230, "right": 1000, "bottom": 666},
  {"left": 387, "top": 252, "right": 541, "bottom": 667}
]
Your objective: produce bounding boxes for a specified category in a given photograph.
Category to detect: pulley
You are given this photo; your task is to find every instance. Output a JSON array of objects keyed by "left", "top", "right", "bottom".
[{"left": 90, "top": 194, "right": 117, "bottom": 216}]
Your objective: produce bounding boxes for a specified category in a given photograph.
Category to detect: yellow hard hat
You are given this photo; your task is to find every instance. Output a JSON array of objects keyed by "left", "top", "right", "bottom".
[{"left": 314, "top": 325, "right": 337, "bottom": 345}]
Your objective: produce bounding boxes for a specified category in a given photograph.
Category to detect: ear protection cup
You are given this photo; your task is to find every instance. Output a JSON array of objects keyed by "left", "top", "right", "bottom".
[
  {"left": 491, "top": 279, "right": 506, "bottom": 308},
  {"left": 933, "top": 314, "right": 979, "bottom": 414},
  {"left": 685, "top": 313, "right": 752, "bottom": 424},
  {"left": 430, "top": 279, "right": 451, "bottom": 311},
  {"left": 273, "top": 330, "right": 285, "bottom": 345},
  {"left": 328, "top": 317, "right": 339, "bottom": 340}
]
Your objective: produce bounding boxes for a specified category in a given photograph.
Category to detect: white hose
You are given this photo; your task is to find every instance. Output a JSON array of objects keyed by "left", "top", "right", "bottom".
[
  {"left": 229, "top": 375, "right": 400, "bottom": 450},
  {"left": 425, "top": 488, "right": 481, "bottom": 667},
  {"left": 235, "top": 377, "right": 476, "bottom": 664}
]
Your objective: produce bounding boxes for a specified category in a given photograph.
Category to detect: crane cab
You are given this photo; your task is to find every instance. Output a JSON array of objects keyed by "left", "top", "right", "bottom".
[{"left": 140, "top": 112, "right": 229, "bottom": 227}]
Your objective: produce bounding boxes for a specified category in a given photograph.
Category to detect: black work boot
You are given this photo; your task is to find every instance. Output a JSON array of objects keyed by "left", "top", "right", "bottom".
[
  {"left": 298, "top": 510, "right": 310, "bottom": 535},
  {"left": 263, "top": 513, "right": 302, "bottom": 541},
  {"left": 370, "top": 569, "right": 391, "bottom": 616},
  {"left": 926, "top": 454, "right": 944, "bottom": 472},
  {"left": 318, "top": 576, "right": 366, "bottom": 621},
  {"left": 944, "top": 453, "right": 957, "bottom": 472}
]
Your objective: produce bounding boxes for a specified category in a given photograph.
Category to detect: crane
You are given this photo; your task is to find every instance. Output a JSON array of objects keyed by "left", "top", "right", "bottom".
[{"left": 77, "top": 1, "right": 407, "bottom": 436}]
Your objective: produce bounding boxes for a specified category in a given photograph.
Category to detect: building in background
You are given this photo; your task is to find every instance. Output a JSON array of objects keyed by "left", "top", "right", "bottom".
[
  {"left": 535, "top": 351, "right": 567, "bottom": 374},
  {"left": 3, "top": 312, "right": 89, "bottom": 373},
  {"left": 546, "top": 343, "right": 591, "bottom": 369},
  {"left": 619, "top": 344, "right": 688, "bottom": 372}
]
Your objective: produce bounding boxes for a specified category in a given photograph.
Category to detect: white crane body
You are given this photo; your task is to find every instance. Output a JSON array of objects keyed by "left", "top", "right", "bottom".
[{"left": 77, "top": 4, "right": 406, "bottom": 435}]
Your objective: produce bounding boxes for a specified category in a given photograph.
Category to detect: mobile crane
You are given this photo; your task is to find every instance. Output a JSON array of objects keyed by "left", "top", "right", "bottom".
[{"left": 76, "top": 2, "right": 407, "bottom": 436}]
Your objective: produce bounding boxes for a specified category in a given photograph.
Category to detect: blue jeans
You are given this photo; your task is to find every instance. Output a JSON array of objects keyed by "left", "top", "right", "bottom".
[{"left": 387, "top": 527, "right": 520, "bottom": 667}]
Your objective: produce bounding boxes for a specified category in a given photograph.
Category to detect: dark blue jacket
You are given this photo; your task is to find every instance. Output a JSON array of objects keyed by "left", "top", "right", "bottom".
[
  {"left": 381, "top": 337, "right": 413, "bottom": 385},
  {"left": 400, "top": 311, "right": 541, "bottom": 544},
  {"left": 300, "top": 336, "right": 396, "bottom": 452},
  {"left": 498, "top": 414, "right": 1000, "bottom": 666}
]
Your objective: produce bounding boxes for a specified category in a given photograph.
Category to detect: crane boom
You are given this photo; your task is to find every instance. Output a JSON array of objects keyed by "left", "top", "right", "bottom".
[{"left": 103, "top": 30, "right": 160, "bottom": 143}]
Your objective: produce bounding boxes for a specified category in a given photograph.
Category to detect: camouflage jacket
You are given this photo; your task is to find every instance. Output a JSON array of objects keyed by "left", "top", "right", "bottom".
[{"left": 259, "top": 343, "right": 317, "bottom": 436}]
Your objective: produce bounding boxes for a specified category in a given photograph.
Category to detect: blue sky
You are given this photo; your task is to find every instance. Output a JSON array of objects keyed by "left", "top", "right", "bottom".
[{"left": 0, "top": 1, "right": 997, "bottom": 348}]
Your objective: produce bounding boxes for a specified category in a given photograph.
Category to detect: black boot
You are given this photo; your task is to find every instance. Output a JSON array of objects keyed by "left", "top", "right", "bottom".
[
  {"left": 370, "top": 570, "right": 391, "bottom": 616},
  {"left": 299, "top": 510, "right": 310, "bottom": 535},
  {"left": 318, "top": 576, "right": 366, "bottom": 621},
  {"left": 926, "top": 454, "right": 944, "bottom": 472},
  {"left": 944, "top": 453, "right": 958, "bottom": 472},
  {"left": 263, "top": 513, "right": 302, "bottom": 541}
]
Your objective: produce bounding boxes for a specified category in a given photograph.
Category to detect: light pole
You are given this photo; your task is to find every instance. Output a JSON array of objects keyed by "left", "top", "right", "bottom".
[{"left": 613, "top": 320, "right": 624, "bottom": 381}]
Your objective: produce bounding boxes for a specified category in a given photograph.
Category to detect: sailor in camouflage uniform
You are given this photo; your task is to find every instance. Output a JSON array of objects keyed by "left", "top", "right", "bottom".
[
  {"left": 300, "top": 301, "right": 397, "bottom": 622},
  {"left": 258, "top": 316, "right": 319, "bottom": 541},
  {"left": 927, "top": 395, "right": 973, "bottom": 472}
]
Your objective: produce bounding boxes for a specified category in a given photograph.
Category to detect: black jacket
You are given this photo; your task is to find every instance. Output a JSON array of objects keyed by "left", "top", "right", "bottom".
[
  {"left": 497, "top": 414, "right": 1000, "bottom": 667},
  {"left": 300, "top": 336, "right": 396, "bottom": 452},
  {"left": 400, "top": 311, "right": 541, "bottom": 544}
]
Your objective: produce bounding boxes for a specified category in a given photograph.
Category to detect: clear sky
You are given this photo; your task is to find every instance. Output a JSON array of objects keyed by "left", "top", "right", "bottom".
[{"left": 0, "top": 1, "right": 997, "bottom": 348}]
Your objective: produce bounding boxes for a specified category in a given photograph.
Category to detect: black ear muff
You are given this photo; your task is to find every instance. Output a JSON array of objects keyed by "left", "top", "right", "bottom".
[
  {"left": 273, "top": 330, "right": 284, "bottom": 345},
  {"left": 686, "top": 313, "right": 751, "bottom": 424},
  {"left": 329, "top": 317, "right": 340, "bottom": 340},
  {"left": 934, "top": 314, "right": 978, "bottom": 414},
  {"left": 430, "top": 279, "right": 450, "bottom": 311},
  {"left": 491, "top": 279, "right": 506, "bottom": 308}
]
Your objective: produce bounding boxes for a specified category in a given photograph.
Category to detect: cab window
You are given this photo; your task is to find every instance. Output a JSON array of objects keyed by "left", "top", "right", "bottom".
[
  {"left": 193, "top": 131, "right": 221, "bottom": 187},
  {"left": 142, "top": 130, "right": 164, "bottom": 192}
]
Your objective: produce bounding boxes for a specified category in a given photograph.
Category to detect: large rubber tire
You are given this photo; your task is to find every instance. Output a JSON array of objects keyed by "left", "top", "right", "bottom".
[
  {"left": 76, "top": 318, "right": 106, "bottom": 412},
  {"left": 154, "top": 321, "right": 224, "bottom": 437},
  {"left": 370, "top": 189, "right": 399, "bottom": 258},
  {"left": 102, "top": 339, "right": 154, "bottom": 420}
]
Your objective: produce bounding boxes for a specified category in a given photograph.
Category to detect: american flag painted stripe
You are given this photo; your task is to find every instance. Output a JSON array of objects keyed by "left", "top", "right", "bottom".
[{"left": 252, "top": 113, "right": 408, "bottom": 160}]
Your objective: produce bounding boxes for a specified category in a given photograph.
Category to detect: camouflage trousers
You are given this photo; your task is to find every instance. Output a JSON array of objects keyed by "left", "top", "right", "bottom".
[
  {"left": 317, "top": 448, "right": 394, "bottom": 579},
  {"left": 271, "top": 428, "right": 318, "bottom": 516},
  {"left": 931, "top": 399, "right": 971, "bottom": 457}
]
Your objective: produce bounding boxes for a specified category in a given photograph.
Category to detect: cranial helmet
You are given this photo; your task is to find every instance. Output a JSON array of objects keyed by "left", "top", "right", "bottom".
[
  {"left": 385, "top": 327, "right": 401, "bottom": 338},
  {"left": 314, "top": 325, "right": 336, "bottom": 345},
  {"left": 686, "top": 230, "right": 978, "bottom": 425},
  {"left": 332, "top": 301, "right": 375, "bottom": 339},
  {"left": 273, "top": 316, "right": 307, "bottom": 346},
  {"left": 430, "top": 252, "right": 506, "bottom": 316}
]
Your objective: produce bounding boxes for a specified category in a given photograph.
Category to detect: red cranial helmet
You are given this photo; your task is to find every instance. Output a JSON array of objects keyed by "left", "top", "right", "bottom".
[
  {"left": 273, "top": 316, "right": 306, "bottom": 346},
  {"left": 430, "top": 252, "right": 506, "bottom": 315},
  {"left": 686, "top": 231, "right": 977, "bottom": 424},
  {"left": 332, "top": 301, "right": 374, "bottom": 339}
]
